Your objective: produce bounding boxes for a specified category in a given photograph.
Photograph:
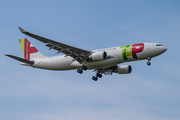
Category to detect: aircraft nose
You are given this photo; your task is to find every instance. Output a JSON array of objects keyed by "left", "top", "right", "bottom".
[{"left": 162, "top": 46, "right": 167, "bottom": 52}]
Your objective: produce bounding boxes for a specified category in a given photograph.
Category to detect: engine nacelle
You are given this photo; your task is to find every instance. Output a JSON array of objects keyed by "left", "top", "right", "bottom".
[
  {"left": 114, "top": 65, "right": 132, "bottom": 74},
  {"left": 88, "top": 51, "right": 107, "bottom": 62}
]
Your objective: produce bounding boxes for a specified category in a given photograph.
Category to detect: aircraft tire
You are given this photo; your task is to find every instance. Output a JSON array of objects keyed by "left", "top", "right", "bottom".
[
  {"left": 97, "top": 73, "right": 102, "bottom": 78},
  {"left": 77, "top": 69, "right": 83, "bottom": 74},
  {"left": 81, "top": 65, "right": 87, "bottom": 71},
  {"left": 92, "top": 76, "right": 98, "bottom": 81},
  {"left": 147, "top": 62, "right": 151, "bottom": 66}
]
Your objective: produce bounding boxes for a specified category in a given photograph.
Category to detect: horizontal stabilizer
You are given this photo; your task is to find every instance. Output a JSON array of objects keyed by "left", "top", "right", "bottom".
[{"left": 5, "top": 54, "right": 34, "bottom": 65}]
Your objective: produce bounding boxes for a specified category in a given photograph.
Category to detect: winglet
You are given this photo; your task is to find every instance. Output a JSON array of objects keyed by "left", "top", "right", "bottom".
[{"left": 18, "top": 27, "right": 27, "bottom": 33}]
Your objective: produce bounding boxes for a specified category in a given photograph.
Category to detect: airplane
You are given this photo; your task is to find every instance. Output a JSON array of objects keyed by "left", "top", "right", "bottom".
[{"left": 6, "top": 27, "right": 167, "bottom": 81}]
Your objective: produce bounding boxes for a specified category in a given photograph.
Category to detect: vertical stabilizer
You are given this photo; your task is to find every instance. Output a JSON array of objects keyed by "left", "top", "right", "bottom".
[{"left": 19, "top": 38, "right": 46, "bottom": 60}]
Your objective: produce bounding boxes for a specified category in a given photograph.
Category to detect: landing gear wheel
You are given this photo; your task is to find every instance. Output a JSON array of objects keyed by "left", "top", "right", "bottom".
[
  {"left": 81, "top": 65, "right": 87, "bottom": 71},
  {"left": 92, "top": 76, "right": 98, "bottom": 81},
  {"left": 147, "top": 62, "right": 151, "bottom": 66},
  {"left": 77, "top": 69, "right": 83, "bottom": 74},
  {"left": 96, "top": 73, "right": 102, "bottom": 78},
  {"left": 147, "top": 57, "right": 151, "bottom": 66}
]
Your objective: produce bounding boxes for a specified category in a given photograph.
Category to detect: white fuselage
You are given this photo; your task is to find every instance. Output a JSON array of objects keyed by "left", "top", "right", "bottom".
[{"left": 24, "top": 43, "right": 167, "bottom": 70}]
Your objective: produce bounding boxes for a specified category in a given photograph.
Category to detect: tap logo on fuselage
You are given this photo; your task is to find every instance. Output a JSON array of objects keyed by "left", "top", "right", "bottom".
[{"left": 120, "top": 43, "right": 144, "bottom": 60}]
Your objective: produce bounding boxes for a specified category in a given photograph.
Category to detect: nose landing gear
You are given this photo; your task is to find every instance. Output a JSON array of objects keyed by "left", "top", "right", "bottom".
[{"left": 147, "top": 57, "right": 151, "bottom": 66}]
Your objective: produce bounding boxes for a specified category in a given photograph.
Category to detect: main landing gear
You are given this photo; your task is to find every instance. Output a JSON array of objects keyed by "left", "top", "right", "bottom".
[
  {"left": 77, "top": 65, "right": 102, "bottom": 81},
  {"left": 77, "top": 69, "right": 83, "bottom": 74},
  {"left": 77, "top": 65, "right": 87, "bottom": 74},
  {"left": 81, "top": 65, "right": 87, "bottom": 71},
  {"left": 147, "top": 57, "right": 151, "bottom": 66},
  {"left": 92, "top": 73, "right": 102, "bottom": 81}
]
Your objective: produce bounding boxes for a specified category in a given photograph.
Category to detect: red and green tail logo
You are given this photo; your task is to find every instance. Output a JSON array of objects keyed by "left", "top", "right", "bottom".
[{"left": 19, "top": 38, "right": 38, "bottom": 60}]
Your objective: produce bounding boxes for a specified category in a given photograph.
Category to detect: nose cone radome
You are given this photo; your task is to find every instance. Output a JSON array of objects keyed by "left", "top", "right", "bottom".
[
  {"left": 157, "top": 46, "right": 167, "bottom": 55},
  {"left": 162, "top": 46, "right": 167, "bottom": 53},
  {"left": 155, "top": 46, "right": 167, "bottom": 56}
]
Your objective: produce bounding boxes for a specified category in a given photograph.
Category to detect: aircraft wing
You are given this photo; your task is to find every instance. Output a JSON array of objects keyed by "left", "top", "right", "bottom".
[{"left": 18, "top": 27, "right": 91, "bottom": 64}]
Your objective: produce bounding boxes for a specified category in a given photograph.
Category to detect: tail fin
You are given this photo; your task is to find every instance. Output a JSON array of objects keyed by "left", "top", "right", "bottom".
[{"left": 19, "top": 38, "right": 46, "bottom": 60}]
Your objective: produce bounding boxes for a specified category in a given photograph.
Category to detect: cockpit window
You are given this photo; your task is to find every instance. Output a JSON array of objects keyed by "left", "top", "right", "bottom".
[{"left": 156, "top": 44, "right": 163, "bottom": 46}]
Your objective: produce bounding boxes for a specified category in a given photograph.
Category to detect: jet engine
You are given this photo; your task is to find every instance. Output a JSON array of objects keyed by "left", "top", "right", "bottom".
[
  {"left": 114, "top": 65, "right": 132, "bottom": 74},
  {"left": 88, "top": 51, "right": 107, "bottom": 62}
]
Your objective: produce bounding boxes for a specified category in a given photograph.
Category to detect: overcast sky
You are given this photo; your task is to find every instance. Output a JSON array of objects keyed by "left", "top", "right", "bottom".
[{"left": 1, "top": 0, "right": 180, "bottom": 120}]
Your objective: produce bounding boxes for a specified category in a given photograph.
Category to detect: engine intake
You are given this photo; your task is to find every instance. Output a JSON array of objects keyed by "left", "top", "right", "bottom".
[
  {"left": 88, "top": 51, "right": 107, "bottom": 62},
  {"left": 114, "top": 65, "right": 132, "bottom": 74}
]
